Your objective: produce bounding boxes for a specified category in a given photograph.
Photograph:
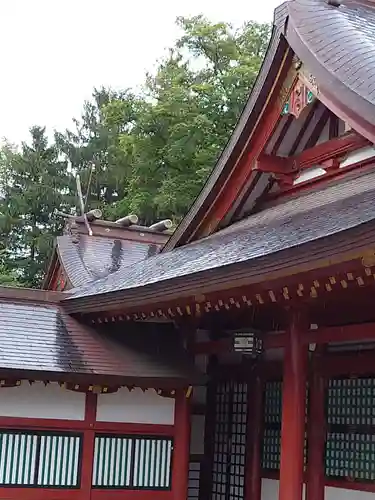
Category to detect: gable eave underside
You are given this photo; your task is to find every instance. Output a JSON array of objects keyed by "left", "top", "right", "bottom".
[
  {"left": 287, "top": 0, "right": 375, "bottom": 142},
  {"left": 164, "top": 0, "right": 375, "bottom": 250},
  {"left": 162, "top": 2, "right": 290, "bottom": 252}
]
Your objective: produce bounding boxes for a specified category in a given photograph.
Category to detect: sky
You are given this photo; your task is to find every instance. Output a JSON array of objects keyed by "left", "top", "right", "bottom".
[{"left": 0, "top": 0, "right": 282, "bottom": 145}]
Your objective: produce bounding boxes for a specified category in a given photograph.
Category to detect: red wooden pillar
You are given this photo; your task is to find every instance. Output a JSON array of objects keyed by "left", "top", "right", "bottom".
[
  {"left": 172, "top": 388, "right": 191, "bottom": 500},
  {"left": 245, "top": 367, "right": 263, "bottom": 500},
  {"left": 81, "top": 392, "right": 97, "bottom": 500},
  {"left": 306, "top": 348, "right": 326, "bottom": 500},
  {"left": 279, "top": 311, "right": 308, "bottom": 500}
]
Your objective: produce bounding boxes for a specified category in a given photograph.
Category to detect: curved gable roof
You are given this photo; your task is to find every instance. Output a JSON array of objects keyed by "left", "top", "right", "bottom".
[
  {"left": 287, "top": 0, "right": 375, "bottom": 141},
  {"left": 65, "top": 168, "right": 375, "bottom": 312},
  {"left": 164, "top": 0, "right": 375, "bottom": 251},
  {"left": 44, "top": 219, "right": 166, "bottom": 290}
]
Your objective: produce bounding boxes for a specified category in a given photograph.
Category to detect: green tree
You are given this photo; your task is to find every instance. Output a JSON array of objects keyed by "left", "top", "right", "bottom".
[
  {"left": 103, "top": 16, "right": 271, "bottom": 223},
  {"left": 55, "top": 88, "right": 138, "bottom": 215},
  {"left": 0, "top": 263, "right": 21, "bottom": 287},
  {"left": 58, "top": 17, "right": 270, "bottom": 224},
  {"left": 0, "top": 127, "right": 73, "bottom": 287},
  {"left": 0, "top": 16, "right": 270, "bottom": 287}
]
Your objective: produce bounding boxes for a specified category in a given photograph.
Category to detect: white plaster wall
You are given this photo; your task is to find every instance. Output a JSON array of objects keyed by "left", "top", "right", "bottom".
[
  {"left": 96, "top": 387, "right": 175, "bottom": 425},
  {"left": 260, "top": 479, "right": 374, "bottom": 500},
  {"left": 261, "top": 479, "right": 279, "bottom": 500},
  {"left": 261, "top": 480, "right": 306, "bottom": 500},
  {"left": 325, "top": 487, "right": 375, "bottom": 500},
  {"left": 190, "top": 415, "right": 205, "bottom": 455},
  {"left": 0, "top": 381, "right": 85, "bottom": 420}
]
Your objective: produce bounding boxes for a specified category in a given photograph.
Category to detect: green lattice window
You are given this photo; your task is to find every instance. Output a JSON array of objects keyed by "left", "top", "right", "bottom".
[
  {"left": 211, "top": 380, "right": 248, "bottom": 500},
  {"left": 0, "top": 430, "right": 82, "bottom": 487},
  {"left": 92, "top": 434, "right": 173, "bottom": 489},
  {"left": 325, "top": 377, "right": 375, "bottom": 481},
  {"left": 262, "top": 381, "right": 282, "bottom": 470},
  {"left": 261, "top": 380, "right": 308, "bottom": 471}
]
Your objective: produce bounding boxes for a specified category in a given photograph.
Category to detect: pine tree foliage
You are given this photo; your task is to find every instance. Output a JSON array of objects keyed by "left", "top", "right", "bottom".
[{"left": 0, "top": 127, "right": 73, "bottom": 286}]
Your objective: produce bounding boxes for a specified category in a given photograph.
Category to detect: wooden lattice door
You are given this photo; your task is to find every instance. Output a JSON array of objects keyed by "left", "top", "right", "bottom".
[{"left": 211, "top": 379, "right": 248, "bottom": 500}]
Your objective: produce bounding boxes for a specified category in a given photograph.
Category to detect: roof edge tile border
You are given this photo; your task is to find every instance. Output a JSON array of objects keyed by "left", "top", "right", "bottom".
[{"left": 0, "top": 287, "right": 65, "bottom": 303}]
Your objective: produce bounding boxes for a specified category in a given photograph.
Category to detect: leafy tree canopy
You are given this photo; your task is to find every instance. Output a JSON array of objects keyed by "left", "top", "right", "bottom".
[{"left": 0, "top": 16, "right": 270, "bottom": 286}]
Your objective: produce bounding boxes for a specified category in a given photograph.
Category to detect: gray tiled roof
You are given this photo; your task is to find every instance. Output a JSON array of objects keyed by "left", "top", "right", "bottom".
[
  {"left": 288, "top": 0, "right": 375, "bottom": 127},
  {"left": 58, "top": 234, "right": 159, "bottom": 287},
  {"left": 66, "top": 169, "right": 375, "bottom": 300},
  {"left": 0, "top": 300, "right": 198, "bottom": 382},
  {"left": 291, "top": 0, "right": 375, "bottom": 104}
]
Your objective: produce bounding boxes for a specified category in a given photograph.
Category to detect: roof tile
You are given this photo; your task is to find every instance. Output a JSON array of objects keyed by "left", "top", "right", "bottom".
[
  {"left": 58, "top": 234, "right": 160, "bottom": 288},
  {"left": 288, "top": 0, "right": 375, "bottom": 126},
  {"left": 66, "top": 168, "right": 375, "bottom": 301},
  {"left": 0, "top": 299, "right": 198, "bottom": 384}
]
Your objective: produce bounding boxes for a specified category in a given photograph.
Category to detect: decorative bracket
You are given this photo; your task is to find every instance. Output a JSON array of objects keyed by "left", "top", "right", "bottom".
[{"left": 282, "top": 79, "right": 315, "bottom": 118}]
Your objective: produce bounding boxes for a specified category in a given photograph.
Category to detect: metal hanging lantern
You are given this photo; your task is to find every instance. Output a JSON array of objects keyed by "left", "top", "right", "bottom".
[{"left": 233, "top": 331, "right": 263, "bottom": 358}]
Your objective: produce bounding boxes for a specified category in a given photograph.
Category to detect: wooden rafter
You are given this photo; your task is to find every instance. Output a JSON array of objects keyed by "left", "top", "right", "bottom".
[
  {"left": 329, "top": 114, "right": 339, "bottom": 140},
  {"left": 304, "top": 107, "right": 330, "bottom": 150},
  {"left": 288, "top": 100, "right": 319, "bottom": 156},
  {"left": 256, "top": 132, "right": 369, "bottom": 179},
  {"left": 296, "top": 131, "right": 368, "bottom": 168},
  {"left": 271, "top": 115, "right": 294, "bottom": 155}
]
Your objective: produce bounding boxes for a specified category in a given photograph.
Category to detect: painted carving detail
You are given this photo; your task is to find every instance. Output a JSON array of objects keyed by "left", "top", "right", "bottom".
[
  {"left": 277, "top": 60, "right": 298, "bottom": 107},
  {"left": 282, "top": 79, "right": 314, "bottom": 118},
  {"left": 306, "top": 73, "right": 319, "bottom": 93},
  {"left": 298, "top": 64, "right": 320, "bottom": 96}
]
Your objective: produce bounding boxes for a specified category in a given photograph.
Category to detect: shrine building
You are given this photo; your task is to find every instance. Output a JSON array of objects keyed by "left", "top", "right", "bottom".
[{"left": 0, "top": 0, "right": 375, "bottom": 500}]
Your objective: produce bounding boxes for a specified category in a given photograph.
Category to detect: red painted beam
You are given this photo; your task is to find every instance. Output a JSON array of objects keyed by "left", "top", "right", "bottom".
[
  {"left": 0, "top": 416, "right": 88, "bottom": 430},
  {"left": 289, "top": 101, "right": 318, "bottom": 156},
  {"left": 279, "top": 311, "right": 308, "bottom": 500},
  {"left": 264, "top": 323, "right": 375, "bottom": 348},
  {"left": 190, "top": 335, "right": 286, "bottom": 355},
  {"left": 256, "top": 132, "right": 367, "bottom": 178},
  {"left": 81, "top": 393, "right": 97, "bottom": 499},
  {"left": 94, "top": 421, "right": 174, "bottom": 435},
  {"left": 91, "top": 492, "right": 172, "bottom": 500},
  {"left": 192, "top": 322, "right": 375, "bottom": 354},
  {"left": 191, "top": 338, "right": 232, "bottom": 355},
  {"left": 326, "top": 480, "right": 375, "bottom": 493},
  {"left": 256, "top": 153, "right": 291, "bottom": 174},
  {"left": 261, "top": 350, "right": 375, "bottom": 380},
  {"left": 322, "top": 350, "right": 375, "bottom": 377},
  {"left": 294, "top": 132, "right": 368, "bottom": 170},
  {"left": 0, "top": 416, "right": 175, "bottom": 436},
  {"left": 310, "top": 323, "right": 375, "bottom": 344},
  {"left": 0, "top": 489, "right": 82, "bottom": 500}
]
